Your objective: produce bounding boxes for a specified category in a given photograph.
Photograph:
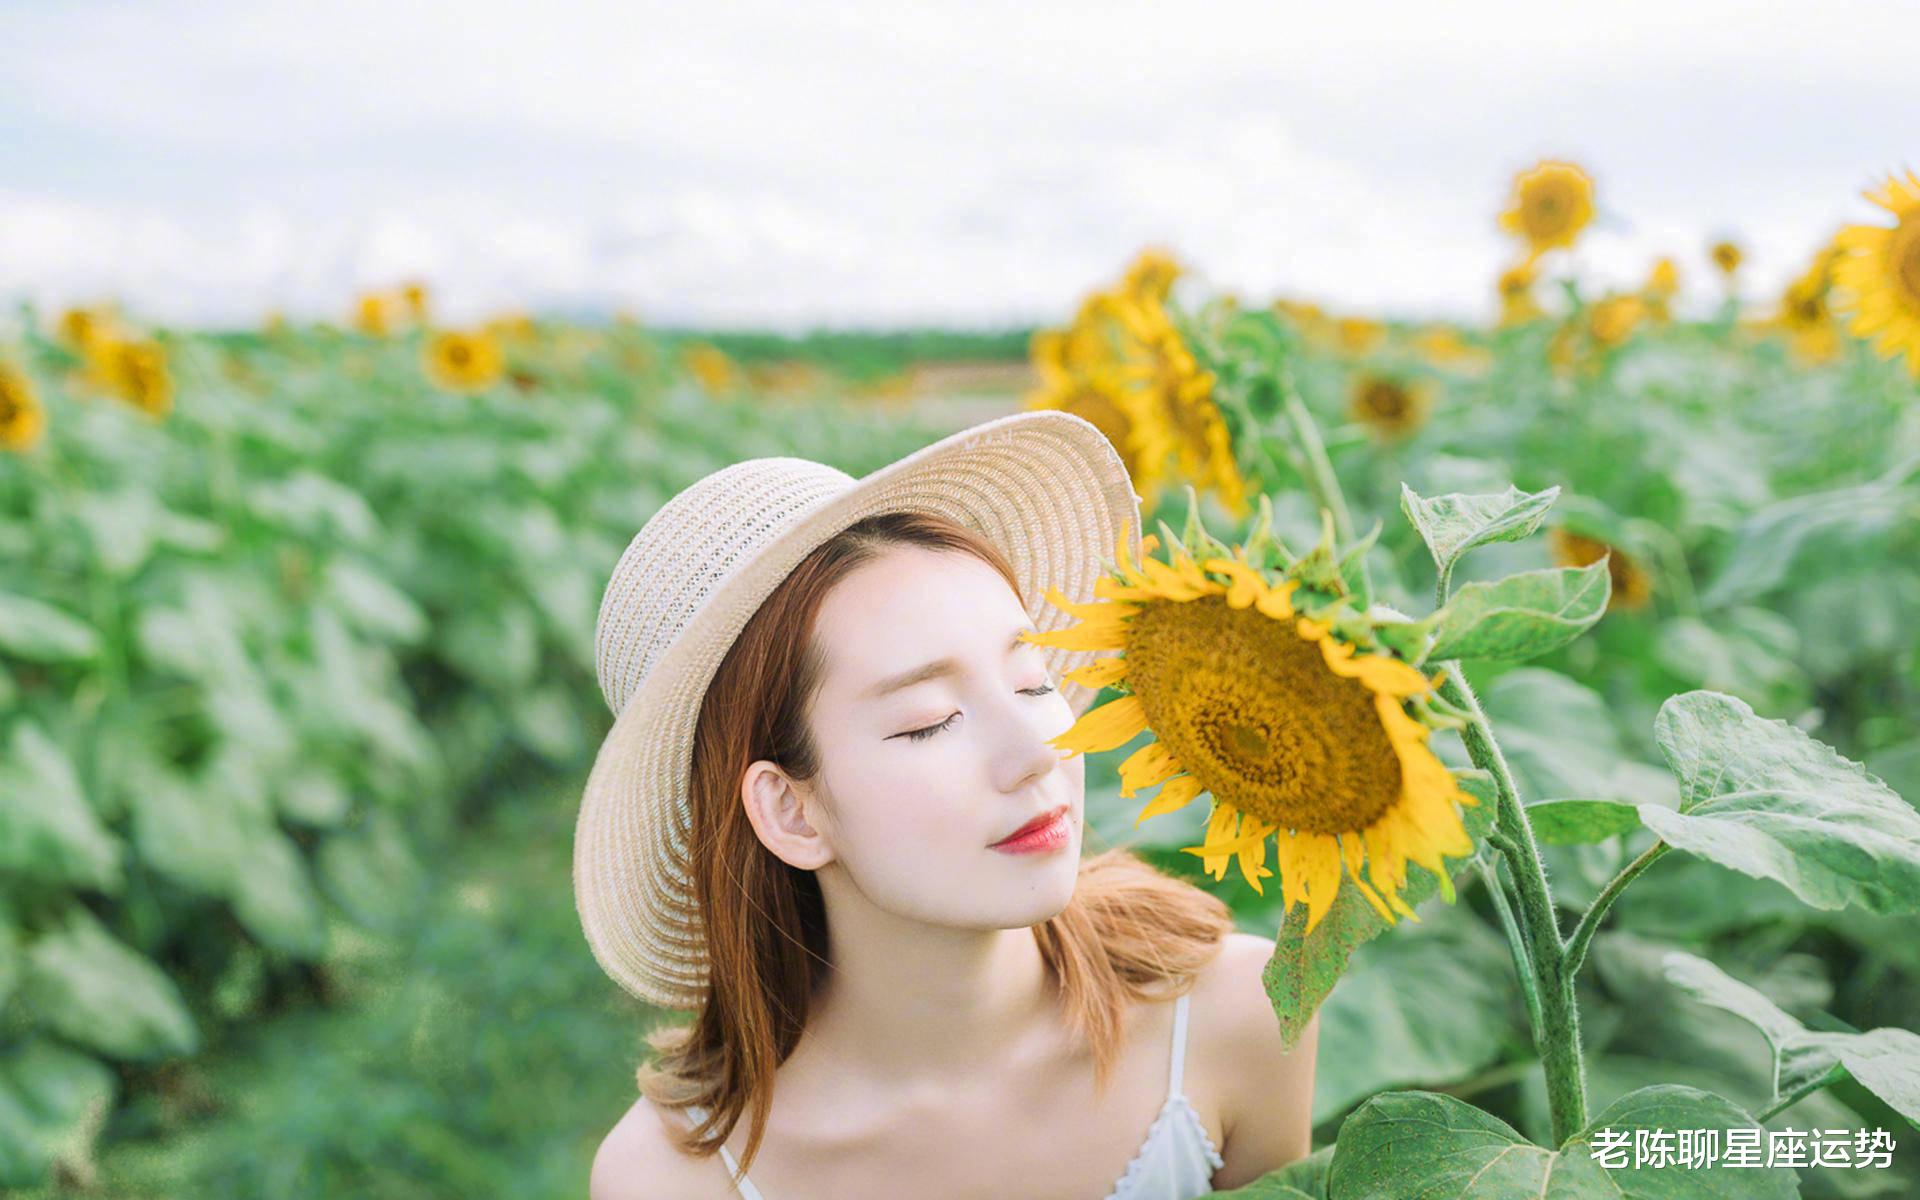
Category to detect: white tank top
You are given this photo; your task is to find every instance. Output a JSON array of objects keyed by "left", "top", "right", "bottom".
[{"left": 681, "top": 990, "right": 1224, "bottom": 1199}]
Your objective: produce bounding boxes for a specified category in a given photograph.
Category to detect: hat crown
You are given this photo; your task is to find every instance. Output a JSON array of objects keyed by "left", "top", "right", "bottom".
[{"left": 594, "top": 457, "right": 855, "bottom": 716}]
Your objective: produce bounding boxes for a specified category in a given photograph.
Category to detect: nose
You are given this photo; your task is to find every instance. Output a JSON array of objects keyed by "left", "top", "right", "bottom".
[{"left": 993, "top": 682, "right": 1072, "bottom": 793}]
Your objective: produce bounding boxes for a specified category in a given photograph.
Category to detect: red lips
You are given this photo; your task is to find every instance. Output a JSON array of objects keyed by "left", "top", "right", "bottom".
[{"left": 990, "top": 804, "right": 1070, "bottom": 848}]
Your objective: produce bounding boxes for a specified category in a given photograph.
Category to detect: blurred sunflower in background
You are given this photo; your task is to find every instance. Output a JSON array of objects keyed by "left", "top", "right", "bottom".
[
  {"left": 1347, "top": 372, "right": 1433, "bottom": 438},
  {"left": 1025, "top": 319, "right": 1145, "bottom": 482},
  {"left": 1772, "top": 236, "right": 1848, "bottom": 365},
  {"left": 1500, "top": 160, "right": 1595, "bottom": 261},
  {"left": 424, "top": 330, "right": 506, "bottom": 392},
  {"left": 1334, "top": 315, "right": 1386, "bottom": 357},
  {"left": 681, "top": 343, "right": 738, "bottom": 395},
  {"left": 1831, "top": 168, "right": 1920, "bottom": 379},
  {"left": 1496, "top": 262, "right": 1544, "bottom": 327},
  {"left": 1550, "top": 527, "right": 1652, "bottom": 611},
  {"left": 1023, "top": 529, "right": 1480, "bottom": 937},
  {"left": 1710, "top": 239, "right": 1745, "bottom": 277},
  {"left": 0, "top": 361, "right": 46, "bottom": 452},
  {"left": 1642, "top": 257, "right": 1680, "bottom": 323},
  {"left": 89, "top": 338, "right": 174, "bottom": 417}
]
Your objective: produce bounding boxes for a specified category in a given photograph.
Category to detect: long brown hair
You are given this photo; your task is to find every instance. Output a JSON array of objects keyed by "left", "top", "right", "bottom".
[{"left": 637, "top": 509, "right": 1232, "bottom": 1180}]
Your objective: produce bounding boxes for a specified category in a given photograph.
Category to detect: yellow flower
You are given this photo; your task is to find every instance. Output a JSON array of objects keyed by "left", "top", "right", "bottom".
[
  {"left": 1587, "top": 294, "right": 1647, "bottom": 347},
  {"left": 1411, "top": 326, "right": 1491, "bottom": 374},
  {"left": 1831, "top": 168, "right": 1920, "bottom": 379},
  {"left": 1347, "top": 372, "right": 1433, "bottom": 438},
  {"left": 1549, "top": 528, "right": 1651, "bottom": 611},
  {"left": 484, "top": 312, "right": 538, "bottom": 344},
  {"left": 1642, "top": 257, "right": 1680, "bottom": 323},
  {"left": 1499, "top": 160, "right": 1595, "bottom": 258},
  {"left": 1023, "top": 532, "right": 1480, "bottom": 937},
  {"left": 1770, "top": 236, "right": 1846, "bottom": 365},
  {"left": 0, "top": 361, "right": 47, "bottom": 452},
  {"left": 57, "top": 306, "right": 112, "bottom": 353},
  {"left": 1107, "top": 293, "right": 1251, "bottom": 519},
  {"left": 1121, "top": 247, "right": 1182, "bottom": 305},
  {"left": 423, "top": 329, "right": 505, "bottom": 392},
  {"left": 1709, "top": 239, "right": 1744, "bottom": 276},
  {"left": 1497, "top": 262, "right": 1544, "bottom": 327},
  {"left": 353, "top": 292, "right": 396, "bottom": 337},
  {"left": 682, "top": 343, "right": 738, "bottom": 395},
  {"left": 400, "top": 280, "right": 431, "bottom": 324},
  {"left": 1025, "top": 327, "right": 1148, "bottom": 484},
  {"left": 1334, "top": 316, "right": 1385, "bottom": 357},
  {"left": 90, "top": 339, "right": 173, "bottom": 417}
]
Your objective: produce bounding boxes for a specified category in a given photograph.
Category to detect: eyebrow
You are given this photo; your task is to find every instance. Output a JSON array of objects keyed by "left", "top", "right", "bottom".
[{"left": 860, "top": 627, "right": 1037, "bottom": 701}]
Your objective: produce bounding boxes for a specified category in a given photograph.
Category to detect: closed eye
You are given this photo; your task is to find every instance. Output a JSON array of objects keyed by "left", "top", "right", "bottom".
[{"left": 895, "top": 683, "right": 1057, "bottom": 742}]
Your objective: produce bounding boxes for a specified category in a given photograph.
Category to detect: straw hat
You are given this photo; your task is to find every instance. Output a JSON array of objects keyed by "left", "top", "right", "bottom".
[{"left": 574, "top": 409, "right": 1144, "bottom": 1009}]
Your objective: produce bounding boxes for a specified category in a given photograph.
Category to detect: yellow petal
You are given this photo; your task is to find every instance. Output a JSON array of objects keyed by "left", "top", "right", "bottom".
[
  {"left": 1299, "top": 833, "right": 1342, "bottom": 937},
  {"left": 1340, "top": 833, "right": 1397, "bottom": 925},
  {"left": 1065, "top": 655, "right": 1130, "bottom": 690},
  {"left": 1048, "top": 694, "right": 1149, "bottom": 754},
  {"left": 1118, "top": 738, "right": 1182, "bottom": 798},
  {"left": 1136, "top": 774, "right": 1206, "bottom": 824}
]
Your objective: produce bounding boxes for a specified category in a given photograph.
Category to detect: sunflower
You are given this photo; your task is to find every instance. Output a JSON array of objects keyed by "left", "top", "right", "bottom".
[
  {"left": 424, "top": 329, "right": 505, "bottom": 392},
  {"left": 400, "top": 280, "right": 431, "bottom": 325},
  {"left": 681, "top": 344, "right": 738, "bottom": 395},
  {"left": 1107, "top": 293, "right": 1252, "bottom": 519},
  {"left": 1831, "top": 169, "right": 1920, "bottom": 379},
  {"left": 1771, "top": 237, "right": 1847, "bottom": 365},
  {"left": 1410, "top": 327, "right": 1490, "bottom": 374},
  {"left": 1497, "top": 262, "right": 1543, "bottom": 327},
  {"left": 1709, "top": 239, "right": 1744, "bottom": 277},
  {"left": 90, "top": 339, "right": 173, "bottom": 417},
  {"left": 57, "top": 306, "right": 111, "bottom": 353},
  {"left": 1549, "top": 528, "right": 1651, "bottom": 611},
  {"left": 1499, "top": 160, "right": 1595, "bottom": 259},
  {"left": 1121, "top": 248, "right": 1182, "bottom": 305},
  {"left": 1587, "top": 295, "right": 1647, "bottom": 348},
  {"left": 1334, "top": 316, "right": 1385, "bottom": 357},
  {"left": 1348, "top": 372, "right": 1432, "bottom": 438},
  {"left": 352, "top": 291, "right": 395, "bottom": 337},
  {"left": 1023, "top": 531, "right": 1480, "bottom": 936},
  {"left": 1642, "top": 257, "right": 1680, "bottom": 323},
  {"left": 1025, "top": 326, "right": 1147, "bottom": 485},
  {"left": 0, "top": 361, "right": 46, "bottom": 452}
]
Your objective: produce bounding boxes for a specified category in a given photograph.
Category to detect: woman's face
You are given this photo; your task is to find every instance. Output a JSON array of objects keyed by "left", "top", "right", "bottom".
[{"left": 794, "top": 543, "right": 1086, "bottom": 929}]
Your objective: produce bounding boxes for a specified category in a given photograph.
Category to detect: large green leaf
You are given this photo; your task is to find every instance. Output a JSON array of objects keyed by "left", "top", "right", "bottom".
[
  {"left": 0, "top": 1039, "right": 116, "bottom": 1190},
  {"left": 0, "top": 722, "right": 122, "bottom": 891},
  {"left": 21, "top": 909, "right": 198, "bottom": 1061},
  {"left": 1702, "top": 462, "right": 1919, "bottom": 608},
  {"left": 0, "top": 592, "right": 100, "bottom": 663},
  {"left": 1310, "top": 901, "right": 1516, "bottom": 1125},
  {"left": 230, "top": 830, "right": 329, "bottom": 959},
  {"left": 1326, "top": 1086, "right": 1798, "bottom": 1198},
  {"left": 1663, "top": 949, "right": 1920, "bottom": 1127},
  {"left": 1399, "top": 483, "right": 1560, "bottom": 578},
  {"left": 1646, "top": 691, "right": 1920, "bottom": 914},
  {"left": 1424, "top": 561, "right": 1610, "bottom": 662},
  {"left": 1261, "top": 774, "right": 1496, "bottom": 1051}
]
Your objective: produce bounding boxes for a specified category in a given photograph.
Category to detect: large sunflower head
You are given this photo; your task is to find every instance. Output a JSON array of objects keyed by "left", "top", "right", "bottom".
[
  {"left": 1025, "top": 327, "right": 1149, "bottom": 491},
  {"left": 1831, "top": 168, "right": 1920, "bottom": 379},
  {"left": 424, "top": 329, "right": 505, "bottom": 392},
  {"left": 0, "top": 361, "right": 46, "bottom": 452},
  {"left": 1021, "top": 524, "right": 1481, "bottom": 937},
  {"left": 1499, "top": 160, "right": 1595, "bottom": 258}
]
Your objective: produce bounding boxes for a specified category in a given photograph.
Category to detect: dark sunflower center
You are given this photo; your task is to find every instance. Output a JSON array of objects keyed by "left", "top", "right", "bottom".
[
  {"left": 448, "top": 343, "right": 472, "bottom": 366},
  {"left": 1527, "top": 189, "right": 1572, "bottom": 237},
  {"left": 1360, "top": 381, "right": 1409, "bottom": 419},
  {"left": 1122, "top": 595, "right": 1404, "bottom": 835},
  {"left": 0, "top": 387, "right": 20, "bottom": 423}
]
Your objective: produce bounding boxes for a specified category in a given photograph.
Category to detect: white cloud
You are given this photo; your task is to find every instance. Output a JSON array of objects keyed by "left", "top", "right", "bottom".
[{"left": 1, "top": 0, "right": 1914, "bottom": 328}]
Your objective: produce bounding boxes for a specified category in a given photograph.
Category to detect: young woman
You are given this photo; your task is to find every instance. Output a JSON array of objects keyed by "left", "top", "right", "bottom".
[{"left": 576, "top": 413, "right": 1318, "bottom": 1199}]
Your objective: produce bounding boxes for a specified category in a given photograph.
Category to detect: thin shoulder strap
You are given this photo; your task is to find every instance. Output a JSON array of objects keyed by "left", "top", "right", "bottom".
[
  {"left": 681, "top": 1105, "right": 767, "bottom": 1200},
  {"left": 1167, "top": 991, "right": 1193, "bottom": 1100}
]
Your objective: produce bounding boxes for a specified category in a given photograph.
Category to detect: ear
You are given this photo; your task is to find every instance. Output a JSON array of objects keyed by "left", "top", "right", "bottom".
[{"left": 741, "top": 760, "right": 834, "bottom": 870}]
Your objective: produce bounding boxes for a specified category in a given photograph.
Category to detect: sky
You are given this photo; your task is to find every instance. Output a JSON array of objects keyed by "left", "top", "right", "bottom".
[{"left": 1, "top": 0, "right": 1914, "bottom": 330}]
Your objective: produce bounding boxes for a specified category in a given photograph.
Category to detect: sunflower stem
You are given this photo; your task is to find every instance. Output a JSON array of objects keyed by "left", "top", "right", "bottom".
[
  {"left": 1563, "top": 839, "right": 1672, "bottom": 980},
  {"left": 1436, "top": 665, "right": 1590, "bottom": 1143},
  {"left": 1275, "top": 366, "right": 1372, "bottom": 602},
  {"left": 1477, "top": 857, "right": 1545, "bottom": 1048}
]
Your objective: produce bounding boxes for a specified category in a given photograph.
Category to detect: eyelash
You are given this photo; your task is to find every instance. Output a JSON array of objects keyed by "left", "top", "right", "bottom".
[{"left": 901, "top": 683, "right": 1056, "bottom": 742}]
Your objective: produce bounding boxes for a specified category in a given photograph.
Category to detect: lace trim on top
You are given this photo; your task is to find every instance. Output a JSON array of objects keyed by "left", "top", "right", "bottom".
[{"left": 1097, "top": 1092, "right": 1227, "bottom": 1200}]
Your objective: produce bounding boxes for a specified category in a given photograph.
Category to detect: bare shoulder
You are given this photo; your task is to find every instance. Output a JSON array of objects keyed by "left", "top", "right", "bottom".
[
  {"left": 1188, "top": 931, "right": 1318, "bottom": 1187},
  {"left": 590, "top": 1096, "right": 735, "bottom": 1200}
]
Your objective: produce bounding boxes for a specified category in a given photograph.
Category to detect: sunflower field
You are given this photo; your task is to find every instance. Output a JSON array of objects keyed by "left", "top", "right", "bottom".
[{"left": 1, "top": 161, "right": 1917, "bottom": 1197}]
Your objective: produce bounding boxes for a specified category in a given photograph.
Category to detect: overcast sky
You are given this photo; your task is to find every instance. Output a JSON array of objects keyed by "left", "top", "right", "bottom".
[{"left": 2, "top": 0, "right": 1914, "bottom": 330}]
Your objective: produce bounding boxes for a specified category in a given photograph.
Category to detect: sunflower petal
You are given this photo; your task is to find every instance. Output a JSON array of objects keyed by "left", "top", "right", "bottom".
[
  {"left": 1118, "top": 738, "right": 1182, "bottom": 798},
  {"left": 1048, "top": 694, "right": 1149, "bottom": 755},
  {"left": 1065, "top": 655, "right": 1130, "bottom": 690},
  {"left": 1136, "top": 774, "right": 1206, "bottom": 824}
]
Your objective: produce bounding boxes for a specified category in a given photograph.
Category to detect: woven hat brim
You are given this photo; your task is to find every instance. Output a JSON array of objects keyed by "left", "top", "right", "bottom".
[{"left": 573, "top": 410, "right": 1143, "bottom": 1009}]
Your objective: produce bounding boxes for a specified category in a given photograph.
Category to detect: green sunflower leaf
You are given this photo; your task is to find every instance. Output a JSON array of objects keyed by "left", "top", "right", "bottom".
[
  {"left": 1643, "top": 690, "right": 1920, "bottom": 915},
  {"left": 0, "top": 592, "right": 100, "bottom": 663},
  {"left": 1424, "top": 560, "right": 1611, "bottom": 662},
  {"left": 20, "top": 909, "right": 198, "bottom": 1061},
  {"left": 1526, "top": 798, "right": 1644, "bottom": 845},
  {"left": 1398, "top": 482, "right": 1561, "bottom": 582},
  {"left": 1324, "top": 1086, "right": 1797, "bottom": 1198},
  {"left": 1662, "top": 948, "right": 1920, "bottom": 1126},
  {"left": 1261, "top": 773, "right": 1497, "bottom": 1051}
]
